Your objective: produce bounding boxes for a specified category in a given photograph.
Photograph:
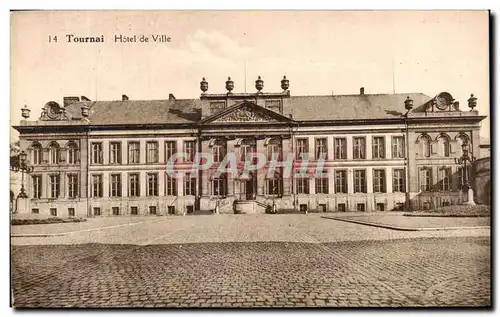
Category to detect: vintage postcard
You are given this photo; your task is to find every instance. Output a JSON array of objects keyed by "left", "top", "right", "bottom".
[{"left": 10, "top": 10, "right": 491, "bottom": 308}]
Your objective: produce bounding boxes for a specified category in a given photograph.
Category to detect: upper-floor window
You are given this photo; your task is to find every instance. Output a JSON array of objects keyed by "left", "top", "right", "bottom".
[
  {"left": 315, "top": 138, "right": 328, "bottom": 160},
  {"left": 334, "top": 138, "right": 347, "bottom": 160},
  {"left": 67, "top": 142, "right": 79, "bottom": 164},
  {"left": 420, "top": 135, "right": 431, "bottom": 158},
  {"left": 438, "top": 135, "right": 451, "bottom": 157},
  {"left": 392, "top": 136, "right": 405, "bottom": 158},
  {"left": 92, "top": 174, "right": 103, "bottom": 198},
  {"left": 92, "top": 142, "right": 103, "bottom": 164},
  {"left": 49, "top": 142, "right": 60, "bottom": 164},
  {"left": 31, "top": 143, "right": 42, "bottom": 165},
  {"left": 184, "top": 141, "right": 196, "bottom": 162},
  {"left": 110, "top": 142, "right": 122, "bottom": 164},
  {"left": 184, "top": 173, "right": 196, "bottom": 196},
  {"left": 129, "top": 173, "right": 140, "bottom": 197},
  {"left": 353, "top": 137, "right": 366, "bottom": 160},
  {"left": 110, "top": 174, "right": 122, "bottom": 197},
  {"left": 212, "top": 140, "right": 226, "bottom": 163},
  {"left": 240, "top": 139, "right": 256, "bottom": 162},
  {"left": 266, "top": 138, "right": 281, "bottom": 161},
  {"left": 147, "top": 173, "right": 159, "bottom": 196},
  {"left": 372, "top": 137, "right": 385, "bottom": 159},
  {"left": 166, "top": 174, "right": 177, "bottom": 196},
  {"left": 146, "top": 141, "right": 159, "bottom": 163},
  {"left": 212, "top": 174, "right": 227, "bottom": 196},
  {"left": 128, "top": 142, "right": 140, "bottom": 164},
  {"left": 373, "top": 169, "right": 386, "bottom": 193},
  {"left": 354, "top": 169, "right": 366, "bottom": 193},
  {"left": 165, "top": 141, "right": 177, "bottom": 162},
  {"left": 296, "top": 139, "right": 308, "bottom": 160}
]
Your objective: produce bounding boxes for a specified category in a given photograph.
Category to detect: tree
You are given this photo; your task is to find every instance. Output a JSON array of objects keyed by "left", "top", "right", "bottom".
[{"left": 10, "top": 140, "right": 20, "bottom": 172}]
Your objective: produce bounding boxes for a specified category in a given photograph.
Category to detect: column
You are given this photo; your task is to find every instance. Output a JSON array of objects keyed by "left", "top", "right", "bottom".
[
  {"left": 386, "top": 167, "right": 393, "bottom": 193},
  {"left": 256, "top": 138, "right": 266, "bottom": 196},
  {"left": 346, "top": 136, "right": 353, "bottom": 160},
  {"left": 366, "top": 136, "right": 372, "bottom": 160},
  {"left": 139, "top": 140, "right": 146, "bottom": 164},
  {"left": 366, "top": 167, "right": 373, "bottom": 193},
  {"left": 226, "top": 139, "right": 236, "bottom": 196},
  {"left": 347, "top": 168, "right": 354, "bottom": 194},
  {"left": 281, "top": 137, "right": 292, "bottom": 196},
  {"left": 159, "top": 171, "right": 165, "bottom": 196},
  {"left": 140, "top": 171, "right": 146, "bottom": 197},
  {"left": 102, "top": 140, "right": 109, "bottom": 165},
  {"left": 328, "top": 168, "right": 335, "bottom": 194},
  {"left": 309, "top": 176, "right": 315, "bottom": 195},
  {"left": 103, "top": 172, "right": 109, "bottom": 198},
  {"left": 121, "top": 140, "right": 127, "bottom": 165},
  {"left": 327, "top": 136, "right": 334, "bottom": 161},
  {"left": 385, "top": 135, "right": 392, "bottom": 159},
  {"left": 121, "top": 172, "right": 128, "bottom": 199}
]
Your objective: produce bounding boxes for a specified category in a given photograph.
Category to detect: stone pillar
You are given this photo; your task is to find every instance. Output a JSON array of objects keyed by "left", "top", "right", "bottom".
[
  {"left": 256, "top": 138, "right": 266, "bottom": 196},
  {"left": 17, "top": 197, "right": 30, "bottom": 214},
  {"left": 281, "top": 138, "right": 292, "bottom": 196}
]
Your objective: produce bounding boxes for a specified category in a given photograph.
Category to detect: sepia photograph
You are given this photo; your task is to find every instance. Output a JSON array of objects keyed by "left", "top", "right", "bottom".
[{"left": 9, "top": 10, "right": 491, "bottom": 308}]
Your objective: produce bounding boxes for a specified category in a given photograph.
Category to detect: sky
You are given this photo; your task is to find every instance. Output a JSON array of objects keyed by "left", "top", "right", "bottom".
[{"left": 10, "top": 10, "right": 490, "bottom": 141}]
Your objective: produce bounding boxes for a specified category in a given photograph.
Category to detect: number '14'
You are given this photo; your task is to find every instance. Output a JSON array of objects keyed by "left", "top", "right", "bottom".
[{"left": 48, "top": 35, "right": 58, "bottom": 42}]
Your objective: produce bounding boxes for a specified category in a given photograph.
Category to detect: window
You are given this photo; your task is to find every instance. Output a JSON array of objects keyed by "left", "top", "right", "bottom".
[
  {"left": 112, "top": 207, "right": 120, "bottom": 216},
  {"left": 440, "top": 168, "right": 451, "bottom": 191},
  {"left": 68, "top": 174, "right": 78, "bottom": 198},
  {"left": 184, "top": 141, "right": 196, "bottom": 162},
  {"left": 110, "top": 174, "right": 122, "bottom": 197},
  {"left": 267, "top": 139, "right": 281, "bottom": 161},
  {"left": 267, "top": 176, "right": 282, "bottom": 196},
  {"left": 335, "top": 170, "right": 347, "bottom": 194},
  {"left": 354, "top": 170, "right": 366, "bottom": 193},
  {"left": 149, "top": 206, "right": 157, "bottom": 215},
  {"left": 31, "top": 208, "right": 39, "bottom": 214},
  {"left": 166, "top": 175, "right": 177, "bottom": 196},
  {"left": 296, "top": 178, "right": 309, "bottom": 194},
  {"left": 376, "top": 203, "right": 385, "bottom": 211},
  {"left": 334, "top": 138, "right": 347, "bottom": 160},
  {"left": 212, "top": 175, "right": 227, "bottom": 196},
  {"left": 420, "top": 168, "right": 433, "bottom": 192},
  {"left": 392, "top": 169, "right": 406, "bottom": 193},
  {"left": 32, "top": 175, "right": 42, "bottom": 199},
  {"left": 92, "top": 142, "right": 103, "bottom": 164},
  {"left": 49, "top": 175, "right": 60, "bottom": 198},
  {"left": 49, "top": 143, "right": 60, "bottom": 164},
  {"left": 392, "top": 136, "right": 405, "bottom": 158},
  {"left": 184, "top": 174, "right": 196, "bottom": 196},
  {"left": 438, "top": 135, "right": 450, "bottom": 157},
  {"left": 165, "top": 141, "right": 176, "bottom": 162},
  {"left": 373, "top": 169, "right": 386, "bottom": 193},
  {"left": 212, "top": 141, "right": 226, "bottom": 163},
  {"left": 128, "top": 142, "right": 140, "bottom": 164},
  {"left": 130, "top": 206, "right": 138, "bottom": 215},
  {"left": 457, "top": 166, "right": 470, "bottom": 189},
  {"left": 353, "top": 137, "right": 366, "bottom": 159},
  {"left": 50, "top": 208, "right": 57, "bottom": 217},
  {"left": 315, "top": 138, "right": 328, "bottom": 160},
  {"left": 109, "top": 142, "right": 122, "bottom": 164},
  {"left": 315, "top": 176, "right": 329, "bottom": 194},
  {"left": 299, "top": 204, "right": 308, "bottom": 212},
  {"left": 372, "top": 137, "right": 385, "bottom": 159},
  {"left": 356, "top": 203, "right": 365, "bottom": 212},
  {"left": 442, "top": 201, "right": 451, "bottom": 207},
  {"left": 147, "top": 173, "right": 159, "bottom": 196},
  {"left": 93, "top": 207, "right": 101, "bottom": 216},
  {"left": 129, "top": 173, "right": 140, "bottom": 197},
  {"left": 146, "top": 141, "right": 159, "bottom": 163},
  {"left": 68, "top": 208, "right": 75, "bottom": 217},
  {"left": 337, "top": 203, "right": 346, "bottom": 212},
  {"left": 67, "top": 142, "right": 79, "bottom": 164},
  {"left": 240, "top": 142, "right": 255, "bottom": 162},
  {"left": 32, "top": 143, "right": 42, "bottom": 165},
  {"left": 167, "top": 206, "right": 176, "bottom": 215},
  {"left": 421, "top": 135, "right": 431, "bottom": 158},
  {"left": 319, "top": 204, "right": 327, "bottom": 212},
  {"left": 296, "top": 139, "right": 308, "bottom": 160},
  {"left": 92, "top": 175, "right": 103, "bottom": 198},
  {"left": 186, "top": 206, "right": 194, "bottom": 214}
]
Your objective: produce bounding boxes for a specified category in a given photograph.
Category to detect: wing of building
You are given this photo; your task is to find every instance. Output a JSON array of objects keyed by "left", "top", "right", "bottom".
[{"left": 13, "top": 76, "right": 487, "bottom": 217}]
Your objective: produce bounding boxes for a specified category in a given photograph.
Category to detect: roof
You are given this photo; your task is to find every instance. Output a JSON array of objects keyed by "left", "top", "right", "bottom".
[{"left": 61, "top": 92, "right": 433, "bottom": 125}]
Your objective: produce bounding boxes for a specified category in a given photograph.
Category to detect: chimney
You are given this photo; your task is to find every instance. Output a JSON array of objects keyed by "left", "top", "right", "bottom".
[
  {"left": 169, "top": 93, "right": 176, "bottom": 100},
  {"left": 360, "top": 87, "right": 365, "bottom": 95},
  {"left": 63, "top": 96, "right": 80, "bottom": 107},
  {"left": 122, "top": 94, "right": 129, "bottom": 101},
  {"left": 81, "top": 96, "right": 91, "bottom": 101}
]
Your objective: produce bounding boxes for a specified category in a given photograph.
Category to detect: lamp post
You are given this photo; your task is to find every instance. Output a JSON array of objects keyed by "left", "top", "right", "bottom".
[
  {"left": 455, "top": 141, "right": 476, "bottom": 205},
  {"left": 403, "top": 96, "right": 413, "bottom": 212},
  {"left": 17, "top": 151, "right": 33, "bottom": 198}
]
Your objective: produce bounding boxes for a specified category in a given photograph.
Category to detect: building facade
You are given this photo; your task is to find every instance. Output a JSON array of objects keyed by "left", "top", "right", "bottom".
[{"left": 13, "top": 76, "right": 486, "bottom": 217}]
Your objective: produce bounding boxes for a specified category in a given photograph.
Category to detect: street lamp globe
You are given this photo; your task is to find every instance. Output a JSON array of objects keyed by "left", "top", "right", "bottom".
[{"left": 19, "top": 151, "right": 27, "bottom": 163}]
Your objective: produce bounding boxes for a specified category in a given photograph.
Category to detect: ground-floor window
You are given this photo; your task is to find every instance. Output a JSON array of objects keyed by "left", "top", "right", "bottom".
[
  {"left": 112, "top": 207, "right": 120, "bottom": 216},
  {"left": 130, "top": 206, "right": 138, "bottom": 215},
  {"left": 315, "top": 178, "right": 328, "bottom": 194},
  {"left": 266, "top": 178, "right": 282, "bottom": 196},
  {"left": 184, "top": 174, "right": 196, "bottom": 196},
  {"left": 299, "top": 204, "right": 308, "bottom": 212},
  {"left": 376, "top": 203, "right": 385, "bottom": 211},
  {"left": 212, "top": 175, "right": 227, "bottom": 196},
  {"left": 337, "top": 203, "right": 346, "bottom": 212},
  {"left": 68, "top": 208, "right": 75, "bottom": 217},
  {"left": 318, "top": 204, "right": 327, "bottom": 212},
  {"left": 356, "top": 203, "right": 365, "bottom": 212},
  {"left": 168, "top": 206, "right": 176, "bottom": 215},
  {"left": 186, "top": 205, "right": 194, "bottom": 214},
  {"left": 50, "top": 208, "right": 57, "bottom": 217},
  {"left": 149, "top": 206, "right": 157, "bottom": 215},
  {"left": 93, "top": 207, "right": 101, "bottom": 216},
  {"left": 296, "top": 178, "right": 309, "bottom": 194},
  {"left": 31, "top": 208, "right": 39, "bottom": 214}
]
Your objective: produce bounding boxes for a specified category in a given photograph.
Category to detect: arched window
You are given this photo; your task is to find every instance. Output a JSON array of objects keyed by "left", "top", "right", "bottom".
[
  {"left": 67, "top": 142, "right": 79, "bottom": 164},
  {"left": 31, "top": 142, "right": 42, "bottom": 165},
  {"left": 239, "top": 138, "right": 256, "bottom": 162},
  {"left": 438, "top": 134, "right": 450, "bottom": 157},
  {"left": 49, "top": 142, "right": 60, "bottom": 165},
  {"left": 420, "top": 135, "right": 431, "bottom": 158}
]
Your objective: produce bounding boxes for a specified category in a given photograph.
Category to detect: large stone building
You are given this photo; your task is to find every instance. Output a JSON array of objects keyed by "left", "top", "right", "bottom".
[{"left": 13, "top": 76, "right": 487, "bottom": 217}]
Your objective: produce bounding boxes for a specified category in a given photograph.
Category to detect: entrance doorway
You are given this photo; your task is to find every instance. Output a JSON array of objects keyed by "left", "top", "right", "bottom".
[{"left": 240, "top": 172, "right": 256, "bottom": 200}]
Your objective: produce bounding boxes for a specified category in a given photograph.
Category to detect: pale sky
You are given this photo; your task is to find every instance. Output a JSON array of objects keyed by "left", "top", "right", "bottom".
[{"left": 10, "top": 11, "right": 490, "bottom": 141}]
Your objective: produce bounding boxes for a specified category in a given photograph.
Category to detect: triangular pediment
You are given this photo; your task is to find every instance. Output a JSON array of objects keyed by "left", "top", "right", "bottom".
[{"left": 202, "top": 101, "right": 293, "bottom": 124}]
